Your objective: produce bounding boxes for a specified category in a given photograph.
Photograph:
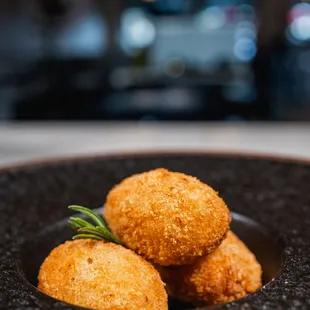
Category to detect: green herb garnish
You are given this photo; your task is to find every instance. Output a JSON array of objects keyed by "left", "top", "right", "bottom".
[{"left": 68, "top": 205, "right": 122, "bottom": 245}]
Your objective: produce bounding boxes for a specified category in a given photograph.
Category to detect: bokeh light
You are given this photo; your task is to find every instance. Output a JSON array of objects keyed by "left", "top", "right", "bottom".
[
  {"left": 287, "top": 3, "right": 310, "bottom": 43},
  {"left": 234, "top": 38, "right": 257, "bottom": 62},
  {"left": 195, "top": 6, "right": 226, "bottom": 31},
  {"left": 119, "top": 8, "right": 156, "bottom": 54}
]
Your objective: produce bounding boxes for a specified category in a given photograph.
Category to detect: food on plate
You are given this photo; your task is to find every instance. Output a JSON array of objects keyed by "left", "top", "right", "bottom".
[
  {"left": 37, "top": 168, "right": 262, "bottom": 309},
  {"left": 157, "top": 231, "right": 262, "bottom": 306},
  {"left": 38, "top": 239, "right": 168, "bottom": 310},
  {"left": 38, "top": 205, "right": 167, "bottom": 310},
  {"left": 104, "top": 168, "right": 231, "bottom": 265}
]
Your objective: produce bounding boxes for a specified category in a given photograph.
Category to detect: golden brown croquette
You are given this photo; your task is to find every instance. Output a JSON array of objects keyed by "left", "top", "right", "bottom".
[
  {"left": 38, "top": 240, "right": 168, "bottom": 310},
  {"left": 158, "top": 231, "right": 262, "bottom": 306},
  {"left": 104, "top": 168, "right": 231, "bottom": 266}
]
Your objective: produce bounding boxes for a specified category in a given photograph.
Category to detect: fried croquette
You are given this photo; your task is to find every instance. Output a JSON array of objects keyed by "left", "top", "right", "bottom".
[
  {"left": 104, "top": 168, "right": 231, "bottom": 266},
  {"left": 158, "top": 231, "right": 262, "bottom": 306},
  {"left": 38, "top": 239, "right": 168, "bottom": 310}
]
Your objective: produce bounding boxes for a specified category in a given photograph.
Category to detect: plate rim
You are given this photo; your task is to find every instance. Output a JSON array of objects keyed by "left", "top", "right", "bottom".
[
  {"left": 0, "top": 150, "right": 309, "bottom": 309},
  {"left": 1, "top": 150, "right": 310, "bottom": 173}
]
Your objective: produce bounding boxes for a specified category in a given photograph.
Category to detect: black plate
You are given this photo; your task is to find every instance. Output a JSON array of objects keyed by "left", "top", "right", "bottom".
[{"left": 1, "top": 152, "right": 310, "bottom": 309}]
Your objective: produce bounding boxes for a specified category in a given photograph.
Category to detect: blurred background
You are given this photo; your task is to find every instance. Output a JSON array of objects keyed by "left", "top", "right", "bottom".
[{"left": 0, "top": 0, "right": 310, "bottom": 121}]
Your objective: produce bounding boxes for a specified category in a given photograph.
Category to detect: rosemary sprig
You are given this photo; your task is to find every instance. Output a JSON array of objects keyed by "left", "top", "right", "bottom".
[{"left": 68, "top": 205, "right": 122, "bottom": 245}]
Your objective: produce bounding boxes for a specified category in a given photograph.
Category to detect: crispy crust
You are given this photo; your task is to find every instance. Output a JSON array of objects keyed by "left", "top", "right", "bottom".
[
  {"left": 104, "top": 168, "right": 231, "bottom": 266},
  {"left": 38, "top": 240, "right": 167, "bottom": 310},
  {"left": 158, "top": 231, "right": 262, "bottom": 305}
]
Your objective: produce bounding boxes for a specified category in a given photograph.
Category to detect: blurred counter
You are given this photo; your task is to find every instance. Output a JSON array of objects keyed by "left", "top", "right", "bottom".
[{"left": 0, "top": 122, "right": 310, "bottom": 167}]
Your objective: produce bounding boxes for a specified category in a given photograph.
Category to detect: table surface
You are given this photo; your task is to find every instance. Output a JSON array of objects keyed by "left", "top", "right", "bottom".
[{"left": 0, "top": 122, "right": 310, "bottom": 167}]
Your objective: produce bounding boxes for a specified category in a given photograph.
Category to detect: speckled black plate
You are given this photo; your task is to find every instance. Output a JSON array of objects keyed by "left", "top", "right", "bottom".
[{"left": 1, "top": 152, "right": 310, "bottom": 310}]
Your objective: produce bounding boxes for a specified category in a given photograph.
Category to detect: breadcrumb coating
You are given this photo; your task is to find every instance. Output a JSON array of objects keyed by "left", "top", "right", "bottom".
[
  {"left": 38, "top": 240, "right": 168, "bottom": 310},
  {"left": 104, "top": 168, "right": 231, "bottom": 266},
  {"left": 158, "top": 231, "right": 262, "bottom": 305}
]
